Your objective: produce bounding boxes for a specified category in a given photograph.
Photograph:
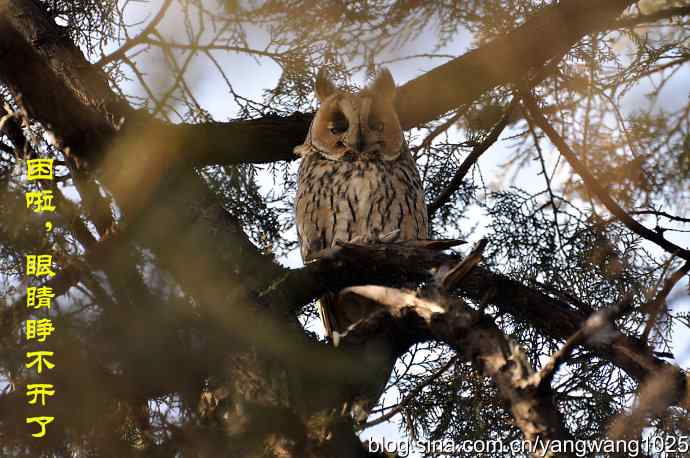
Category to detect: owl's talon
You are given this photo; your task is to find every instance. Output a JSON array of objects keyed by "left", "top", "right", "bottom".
[
  {"left": 378, "top": 229, "right": 401, "bottom": 243},
  {"left": 348, "top": 235, "right": 368, "bottom": 244}
]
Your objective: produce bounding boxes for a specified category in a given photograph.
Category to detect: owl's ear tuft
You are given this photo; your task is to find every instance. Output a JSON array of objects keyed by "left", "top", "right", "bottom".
[
  {"left": 315, "top": 68, "right": 336, "bottom": 103},
  {"left": 372, "top": 68, "right": 396, "bottom": 102}
]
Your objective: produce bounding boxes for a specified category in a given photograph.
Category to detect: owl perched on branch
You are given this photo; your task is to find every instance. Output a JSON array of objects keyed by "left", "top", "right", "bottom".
[{"left": 295, "top": 68, "right": 429, "bottom": 343}]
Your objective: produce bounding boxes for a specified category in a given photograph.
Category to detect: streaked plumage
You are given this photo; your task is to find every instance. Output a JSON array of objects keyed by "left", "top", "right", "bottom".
[{"left": 295, "top": 69, "right": 428, "bottom": 341}]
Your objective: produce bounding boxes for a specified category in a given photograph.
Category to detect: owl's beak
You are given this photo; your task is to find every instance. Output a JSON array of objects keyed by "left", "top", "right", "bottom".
[
  {"left": 356, "top": 129, "right": 365, "bottom": 153},
  {"left": 342, "top": 131, "right": 383, "bottom": 159},
  {"left": 341, "top": 147, "right": 379, "bottom": 161},
  {"left": 362, "top": 141, "right": 384, "bottom": 154}
]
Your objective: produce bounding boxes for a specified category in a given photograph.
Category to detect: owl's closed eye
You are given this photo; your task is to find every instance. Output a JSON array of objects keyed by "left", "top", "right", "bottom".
[{"left": 297, "top": 68, "right": 404, "bottom": 161}]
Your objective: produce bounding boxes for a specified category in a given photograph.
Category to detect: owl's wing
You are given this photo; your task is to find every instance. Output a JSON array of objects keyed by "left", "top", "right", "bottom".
[
  {"left": 295, "top": 196, "right": 328, "bottom": 262},
  {"left": 295, "top": 156, "right": 335, "bottom": 262}
]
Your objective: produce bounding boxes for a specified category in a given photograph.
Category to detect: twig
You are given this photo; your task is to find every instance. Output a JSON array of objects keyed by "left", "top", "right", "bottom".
[
  {"left": 412, "top": 108, "right": 465, "bottom": 156},
  {"left": 630, "top": 210, "right": 690, "bottom": 224},
  {"left": 534, "top": 295, "right": 633, "bottom": 389},
  {"left": 439, "top": 238, "right": 487, "bottom": 290},
  {"left": 359, "top": 356, "right": 458, "bottom": 430},
  {"left": 522, "top": 103, "right": 565, "bottom": 251},
  {"left": 521, "top": 92, "right": 690, "bottom": 261},
  {"left": 97, "top": 0, "right": 174, "bottom": 66},
  {"left": 641, "top": 260, "right": 690, "bottom": 342},
  {"left": 427, "top": 99, "right": 517, "bottom": 216}
]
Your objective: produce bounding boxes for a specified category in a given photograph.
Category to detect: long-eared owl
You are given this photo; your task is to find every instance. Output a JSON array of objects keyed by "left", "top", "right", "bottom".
[{"left": 295, "top": 68, "right": 428, "bottom": 342}]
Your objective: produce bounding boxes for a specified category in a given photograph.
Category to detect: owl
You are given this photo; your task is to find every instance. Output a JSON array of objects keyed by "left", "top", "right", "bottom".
[{"left": 295, "top": 68, "right": 428, "bottom": 342}]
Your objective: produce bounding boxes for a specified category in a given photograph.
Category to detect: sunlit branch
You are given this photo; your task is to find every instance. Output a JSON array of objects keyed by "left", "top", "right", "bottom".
[
  {"left": 395, "top": 0, "right": 637, "bottom": 129},
  {"left": 616, "top": 6, "right": 690, "bottom": 28},
  {"left": 341, "top": 284, "right": 574, "bottom": 454},
  {"left": 264, "top": 239, "right": 688, "bottom": 411}
]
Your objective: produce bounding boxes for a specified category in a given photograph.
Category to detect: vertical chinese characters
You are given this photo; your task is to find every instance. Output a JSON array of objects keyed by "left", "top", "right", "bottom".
[{"left": 24, "top": 158, "right": 57, "bottom": 438}]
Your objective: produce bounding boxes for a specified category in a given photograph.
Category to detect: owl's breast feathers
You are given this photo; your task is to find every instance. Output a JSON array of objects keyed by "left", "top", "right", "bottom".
[{"left": 295, "top": 144, "right": 428, "bottom": 262}]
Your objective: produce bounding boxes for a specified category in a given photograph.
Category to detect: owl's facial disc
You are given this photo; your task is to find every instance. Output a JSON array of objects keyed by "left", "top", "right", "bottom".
[
  {"left": 312, "top": 94, "right": 402, "bottom": 161},
  {"left": 309, "top": 68, "right": 403, "bottom": 162}
]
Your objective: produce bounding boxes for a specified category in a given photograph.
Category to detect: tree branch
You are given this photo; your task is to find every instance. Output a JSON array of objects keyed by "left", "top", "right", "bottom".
[
  {"left": 427, "top": 100, "right": 516, "bottom": 216},
  {"left": 394, "top": 0, "right": 637, "bottom": 129},
  {"left": 630, "top": 209, "right": 690, "bottom": 224},
  {"left": 534, "top": 296, "right": 633, "bottom": 389},
  {"left": 521, "top": 91, "right": 690, "bottom": 261},
  {"left": 96, "top": 0, "right": 174, "bottom": 66},
  {"left": 641, "top": 260, "right": 690, "bottom": 342},
  {"left": 264, "top": 240, "right": 690, "bottom": 411},
  {"left": 340, "top": 285, "right": 574, "bottom": 456},
  {"left": 0, "top": 0, "right": 639, "bottom": 173},
  {"left": 616, "top": 6, "right": 690, "bottom": 28}
]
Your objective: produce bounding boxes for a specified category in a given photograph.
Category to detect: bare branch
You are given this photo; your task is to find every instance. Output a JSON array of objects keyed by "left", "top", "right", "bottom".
[
  {"left": 641, "top": 260, "right": 690, "bottom": 342},
  {"left": 96, "top": 0, "right": 174, "bottom": 66},
  {"left": 427, "top": 101, "right": 516, "bottom": 216},
  {"left": 521, "top": 91, "right": 690, "bottom": 261}
]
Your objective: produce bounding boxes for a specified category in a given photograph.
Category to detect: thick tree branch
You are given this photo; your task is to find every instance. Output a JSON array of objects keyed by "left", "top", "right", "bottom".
[
  {"left": 0, "top": 0, "right": 131, "bottom": 165},
  {"left": 0, "top": 6, "right": 409, "bottom": 455},
  {"left": 197, "top": 0, "right": 635, "bottom": 166},
  {"left": 3, "top": 0, "right": 687, "bottom": 453},
  {"left": 265, "top": 241, "right": 690, "bottom": 411},
  {"left": 0, "top": 0, "right": 280, "bottom": 284},
  {"left": 394, "top": 0, "right": 636, "bottom": 129},
  {"left": 0, "top": 0, "right": 638, "bottom": 171},
  {"left": 340, "top": 285, "right": 574, "bottom": 457}
]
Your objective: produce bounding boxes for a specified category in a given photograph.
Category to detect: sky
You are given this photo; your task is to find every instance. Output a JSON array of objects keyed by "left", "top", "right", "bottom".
[{"left": 95, "top": 0, "right": 690, "bottom": 454}]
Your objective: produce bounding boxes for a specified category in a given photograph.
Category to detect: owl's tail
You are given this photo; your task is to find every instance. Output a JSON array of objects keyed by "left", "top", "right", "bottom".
[
  {"left": 318, "top": 291, "right": 398, "bottom": 424},
  {"left": 318, "top": 292, "right": 381, "bottom": 346},
  {"left": 317, "top": 293, "right": 340, "bottom": 344}
]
